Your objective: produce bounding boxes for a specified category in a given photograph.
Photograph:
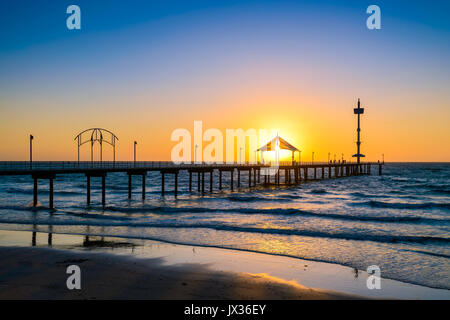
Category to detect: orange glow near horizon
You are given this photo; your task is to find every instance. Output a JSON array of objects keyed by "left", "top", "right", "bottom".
[
  {"left": 1, "top": 92, "right": 449, "bottom": 163},
  {"left": 1, "top": 81, "right": 450, "bottom": 162}
]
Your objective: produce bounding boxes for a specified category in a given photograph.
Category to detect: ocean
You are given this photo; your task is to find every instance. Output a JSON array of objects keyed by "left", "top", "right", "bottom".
[{"left": 0, "top": 163, "right": 448, "bottom": 290}]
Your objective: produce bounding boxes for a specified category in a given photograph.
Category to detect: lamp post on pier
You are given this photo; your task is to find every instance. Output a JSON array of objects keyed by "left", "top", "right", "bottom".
[
  {"left": 29, "top": 134, "right": 33, "bottom": 169},
  {"left": 134, "top": 141, "right": 137, "bottom": 166}
]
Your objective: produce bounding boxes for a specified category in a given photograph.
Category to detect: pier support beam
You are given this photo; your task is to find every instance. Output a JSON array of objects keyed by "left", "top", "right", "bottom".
[
  {"left": 202, "top": 172, "right": 205, "bottom": 193},
  {"left": 230, "top": 170, "right": 234, "bottom": 191},
  {"left": 128, "top": 174, "right": 132, "bottom": 199},
  {"left": 86, "top": 176, "right": 90, "bottom": 205},
  {"left": 33, "top": 178, "right": 38, "bottom": 207},
  {"left": 101, "top": 175, "right": 105, "bottom": 206},
  {"left": 219, "top": 171, "right": 222, "bottom": 190},
  {"left": 127, "top": 170, "right": 147, "bottom": 200},
  {"left": 237, "top": 170, "right": 240, "bottom": 188},
  {"left": 197, "top": 172, "right": 201, "bottom": 192},
  {"left": 175, "top": 172, "right": 178, "bottom": 197},
  {"left": 49, "top": 178, "right": 54, "bottom": 209},
  {"left": 161, "top": 173, "right": 165, "bottom": 196},
  {"left": 210, "top": 171, "right": 213, "bottom": 193},
  {"left": 32, "top": 173, "right": 56, "bottom": 208},
  {"left": 189, "top": 171, "right": 192, "bottom": 192},
  {"left": 249, "top": 170, "right": 251, "bottom": 188},
  {"left": 160, "top": 169, "right": 179, "bottom": 197},
  {"left": 142, "top": 174, "right": 146, "bottom": 199}
]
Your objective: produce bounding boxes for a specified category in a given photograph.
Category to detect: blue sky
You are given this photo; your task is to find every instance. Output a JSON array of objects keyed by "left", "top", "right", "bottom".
[{"left": 1, "top": 0, "right": 449, "bottom": 52}]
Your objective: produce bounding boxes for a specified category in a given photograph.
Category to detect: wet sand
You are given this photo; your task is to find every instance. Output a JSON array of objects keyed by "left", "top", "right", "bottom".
[
  {"left": 0, "top": 246, "right": 356, "bottom": 300},
  {"left": 1, "top": 229, "right": 448, "bottom": 299}
]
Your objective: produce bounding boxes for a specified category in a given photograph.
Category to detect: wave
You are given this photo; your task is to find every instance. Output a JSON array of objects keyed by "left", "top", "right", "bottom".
[
  {"left": 310, "top": 189, "right": 327, "bottom": 194},
  {"left": 400, "top": 249, "right": 450, "bottom": 259},
  {"left": 399, "top": 183, "right": 450, "bottom": 195},
  {"left": 103, "top": 205, "right": 449, "bottom": 224},
  {"left": 5, "top": 187, "right": 83, "bottom": 196},
  {"left": 1, "top": 218, "right": 449, "bottom": 245},
  {"left": 352, "top": 200, "right": 450, "bottom": 210},
  {"left": 1, "top": 202, "right": 448, "bottom": 225},
  {"left": 226, "top": 195, "right": 297, "bottom": 202}
]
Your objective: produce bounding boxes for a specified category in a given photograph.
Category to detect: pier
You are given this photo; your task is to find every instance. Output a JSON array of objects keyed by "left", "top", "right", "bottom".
[
  {"left": 0, "top": 99, "right": 380, "bottom": 209},
  {"left": 0, "top": 160, "right": 377, "bottom": 209}
]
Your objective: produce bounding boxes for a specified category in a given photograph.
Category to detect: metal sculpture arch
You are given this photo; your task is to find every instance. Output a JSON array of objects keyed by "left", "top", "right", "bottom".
[{"left": 74, "top": 128, "right": 118, "bottom": 163}]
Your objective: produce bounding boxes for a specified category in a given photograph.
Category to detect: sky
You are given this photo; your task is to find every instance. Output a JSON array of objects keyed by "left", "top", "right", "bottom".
[{"left": 0, "top": 0, "right": 449, "bottom": 162}]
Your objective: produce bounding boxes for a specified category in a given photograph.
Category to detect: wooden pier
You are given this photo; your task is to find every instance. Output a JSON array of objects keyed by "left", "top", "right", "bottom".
[{"left": 0, "top": 161, "right": 380, "bottom": 209}]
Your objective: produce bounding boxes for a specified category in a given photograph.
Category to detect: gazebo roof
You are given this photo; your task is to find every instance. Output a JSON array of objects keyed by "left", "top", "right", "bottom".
[{"left": 257, "top": 135, "right": 299, "bottom": 152}]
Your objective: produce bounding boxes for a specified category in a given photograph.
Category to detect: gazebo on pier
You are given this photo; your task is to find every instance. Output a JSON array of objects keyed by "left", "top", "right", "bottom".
[{"left": 257, "top": 134, "right": 300, "bottom": 164}]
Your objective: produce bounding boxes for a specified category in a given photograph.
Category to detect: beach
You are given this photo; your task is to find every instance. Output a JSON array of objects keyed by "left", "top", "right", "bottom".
[
  {"left": 1, "top": 229, "right": 448, "bottom": 299},
  {"left": 0, "top": 246, "right": 352, "bottom": 300}
]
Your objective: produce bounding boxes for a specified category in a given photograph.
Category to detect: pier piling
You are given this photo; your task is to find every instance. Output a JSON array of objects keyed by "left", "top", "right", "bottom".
[
  {"left": 101, "top": 175, "right": 106, "bottom": 206},
  {"left": 86, "top": 176, "right": 90, "bottom": 205},
  {"left": 189, "top": 171, "right": 192, "bottom": 192},
  {"left": 230, "top": 170, "right": 234, "bottom": 191},
  {"left": 161, "top": 173, "right": 165, "bottom": 196},
  {"left": 49, "top": 178, "right": 54, "bottom": 209},
  {"left": 197, "top": 172, "right": 200, "bottom": 192},
  {"left": 175, "top": 172, "right": 178, "bottom": 197},
  {"left": 201, "top": 171, "right": 205, "bottom": 193},
  {"left": 210, "top": 171, "right": 213, "bottom": 192},
  {"left": 142, "top": 174, "right": 146, "bottom": 199},
  {"left": 33, "top": 178, "right": 38, "bottom": 207},
  {"left": 128, "top": 174, "right": 132, "bottom": 199},
  {"left": 237, "top": 170, "right": 240, "bottom": 188}
]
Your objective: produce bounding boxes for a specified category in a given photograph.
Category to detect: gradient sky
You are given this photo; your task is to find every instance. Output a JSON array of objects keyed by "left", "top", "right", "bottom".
[{"left": 0, "top": 0, "right": 449, "bottom": 161}]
